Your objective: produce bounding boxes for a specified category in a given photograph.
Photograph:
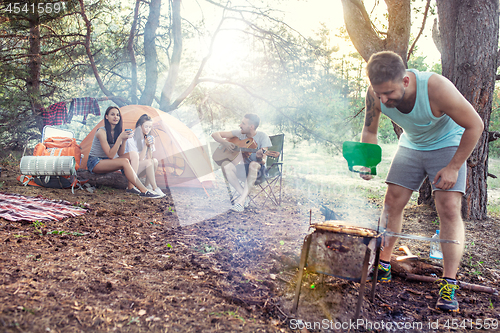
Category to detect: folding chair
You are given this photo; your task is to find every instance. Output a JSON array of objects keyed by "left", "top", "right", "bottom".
[
  {"left": 42, "top": 125, "right": 74, "bottom": 141},
  {"left": 248, "top": 133, "right": 284, "bottom": 207}
]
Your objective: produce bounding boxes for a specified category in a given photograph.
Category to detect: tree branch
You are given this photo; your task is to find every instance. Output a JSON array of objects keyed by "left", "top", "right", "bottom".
[
  {"left": 167, "top": 15, "right": 226, "bottom": 111},
  {"left": 407, "top": 0, "right": 431, "bottom": 60},
  {"left": 196, "top": 77, "right": 340, "bottom": 150},
  {"left": 77, "top": 0, "right": 128, "bottom": 107}
]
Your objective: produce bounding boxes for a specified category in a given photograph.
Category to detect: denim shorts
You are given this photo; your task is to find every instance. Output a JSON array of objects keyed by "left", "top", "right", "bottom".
[
  {"left": 87, "top": 155, "right": 109, "bottom": 174},
  {"left": 386, "top": 146, "right": 466, "bottom": 194}
]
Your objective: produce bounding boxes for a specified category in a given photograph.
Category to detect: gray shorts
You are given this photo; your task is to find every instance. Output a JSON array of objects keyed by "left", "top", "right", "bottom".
[
  {"left": 386, "top": 146, "right": 466, "bottom": 194},
  {"left": 235, "top": 163, "right": 267, "bottom": 181}
]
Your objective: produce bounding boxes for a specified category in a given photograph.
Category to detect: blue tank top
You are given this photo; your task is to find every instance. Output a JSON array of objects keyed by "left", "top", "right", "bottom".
[{"left": 380, "top": 69, "right": 464, "bottom": 151}]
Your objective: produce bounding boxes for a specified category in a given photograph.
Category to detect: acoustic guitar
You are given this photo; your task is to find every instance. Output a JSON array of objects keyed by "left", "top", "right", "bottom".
[{"left": 212, "top": 137, "right": 279, "bottom": 166}]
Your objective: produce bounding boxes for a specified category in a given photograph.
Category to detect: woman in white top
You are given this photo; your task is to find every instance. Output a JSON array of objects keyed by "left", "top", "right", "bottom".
[{"left": 122, "top": 114, "right": 165, "bottom": 197}]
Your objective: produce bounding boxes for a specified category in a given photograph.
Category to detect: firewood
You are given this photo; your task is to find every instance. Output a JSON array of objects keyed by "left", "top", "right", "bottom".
[{"left": 401, "top": 273, "right": 498, "bottom": 295}]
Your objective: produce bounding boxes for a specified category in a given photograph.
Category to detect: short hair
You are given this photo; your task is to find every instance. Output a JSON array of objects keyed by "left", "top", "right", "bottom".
[
  {"left": 244, "top": 113, "right": 260, "bottom": 129},
  {"left": 366, "top": 51, "right": 406, "bottom": 85}
]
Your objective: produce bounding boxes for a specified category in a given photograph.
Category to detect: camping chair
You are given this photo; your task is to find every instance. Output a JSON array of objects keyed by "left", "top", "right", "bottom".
[
  {"left": 248, "top": 133, "right": 285, "bottom": 207},
  {"left": 42, "top": 125, "right": 74, "bottom": 141}
]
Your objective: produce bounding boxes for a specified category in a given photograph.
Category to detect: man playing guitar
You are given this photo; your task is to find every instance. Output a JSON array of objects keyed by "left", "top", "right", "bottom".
[{"left": 212, "top": 114, "right": 272, "bottom": 212}]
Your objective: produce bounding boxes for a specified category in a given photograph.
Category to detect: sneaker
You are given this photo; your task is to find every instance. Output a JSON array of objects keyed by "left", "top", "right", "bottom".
[
  {"left": 154, "top": 188, "right": 166, "bottom": 198},
  {"left": 435, "top": 279, "right": 460, "bottom": 312},
  {"left": 230, "top": 203, "right": 244, "bottom": 212},
  {"left": 367, "top": 263, "right": 392, "bottom": 283},
  {"left": 140, "top": 190, "right": 162, "bottom": 199},
  {"left": 126, "top": 187, "right": 141, "bottom": 195}
]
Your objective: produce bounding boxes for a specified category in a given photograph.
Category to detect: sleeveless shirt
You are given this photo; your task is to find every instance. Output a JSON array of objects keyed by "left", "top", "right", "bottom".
[
  {"left": 89, "top": 127, "right": 115, "bottom": 158},
  {"left": 380, "top": 69, "right": 464, "bottom": 151}
]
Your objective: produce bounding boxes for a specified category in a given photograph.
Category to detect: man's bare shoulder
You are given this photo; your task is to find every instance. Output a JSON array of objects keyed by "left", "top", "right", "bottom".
[
  {"left": 427, "top": 73, "right": 458, "bottom": 98},
  {"left": 427, "top": 73, "right": 473, "bottom": 115}
]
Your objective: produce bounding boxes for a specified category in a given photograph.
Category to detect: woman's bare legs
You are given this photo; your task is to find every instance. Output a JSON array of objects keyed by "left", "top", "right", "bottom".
[
  {"left": 92, "top": 158, "right": 148, "bottom": 193},
  {"left": 137, "top": 159, "right": 159, "bottom": 190},
  {"left": 120, "top": 152, "right": 140, "bottom": 190}
]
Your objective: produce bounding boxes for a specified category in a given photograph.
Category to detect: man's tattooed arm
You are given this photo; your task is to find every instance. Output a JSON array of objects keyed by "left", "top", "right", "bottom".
[{"left": 364, "top": 91, "right": 376, "bottom": 127}]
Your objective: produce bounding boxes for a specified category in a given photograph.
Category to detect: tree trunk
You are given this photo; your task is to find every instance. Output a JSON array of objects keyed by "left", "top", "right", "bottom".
[
  {"left": 27, "top": 10, "right": 43, "bottom": 132},
  {"left": 340, "top": 0, "right": 411, "bottom": 66},
  {"left": 436, "top": 0, "right": 498, "bottom": 220},
  {"left": 340, "top": 0, "right": 409, "bottom": 159},
  {"left": 139, "top": 0, "right": 161, "bottom": 106},
  {"left": 160, "top": 0, "right": 183, "bottom": 111},
  {"left": 128, "top": 0, "right": 141, "bottom": 105},
  {"left": 77, "top": 170, "right": 128, "bottom": 189}
]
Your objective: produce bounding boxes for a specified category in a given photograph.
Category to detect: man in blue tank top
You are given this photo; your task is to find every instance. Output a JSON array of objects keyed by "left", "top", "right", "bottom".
[{"left": 362, "top": 51, "right": 484, "bottom": 312}]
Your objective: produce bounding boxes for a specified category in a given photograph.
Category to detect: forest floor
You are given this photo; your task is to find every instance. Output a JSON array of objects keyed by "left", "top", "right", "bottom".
[{"left": 1, "top": 154, "right": 500, "bottom": 333}]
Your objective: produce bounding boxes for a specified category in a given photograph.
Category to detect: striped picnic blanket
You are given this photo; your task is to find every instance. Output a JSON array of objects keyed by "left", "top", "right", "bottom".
[{"left": 0, "top": 192, "right": 86, "bottom": 222}]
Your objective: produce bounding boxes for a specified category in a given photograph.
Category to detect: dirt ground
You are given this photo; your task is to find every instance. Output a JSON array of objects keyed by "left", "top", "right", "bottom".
[{"left": 1, "top": 156, "right": 500, "bottom": 333}]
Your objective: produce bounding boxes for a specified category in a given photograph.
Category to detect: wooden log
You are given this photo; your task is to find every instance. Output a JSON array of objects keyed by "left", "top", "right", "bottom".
[
  {"left": 401, "top": 273, "right": 498, "bottom": 295},
  {"left": 77, "top": 169, "right": 128, "bottom": 189}
]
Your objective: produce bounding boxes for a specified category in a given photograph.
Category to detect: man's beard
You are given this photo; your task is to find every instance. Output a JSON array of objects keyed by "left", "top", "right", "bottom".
[{"left": 383, "top": 89, "right": 405, "bottom": 108}]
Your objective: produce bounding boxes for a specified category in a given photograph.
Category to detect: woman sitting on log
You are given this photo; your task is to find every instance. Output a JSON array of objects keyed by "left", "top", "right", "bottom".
[
  {"left": 86, "top": 106, "right": 161, "bottom": 198},
  {"left": 122, "top": 113, "right": 165, "bottom": 197}
]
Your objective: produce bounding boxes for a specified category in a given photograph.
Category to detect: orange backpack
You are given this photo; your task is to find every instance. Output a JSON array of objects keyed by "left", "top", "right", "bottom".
[
  {"left": 18, "top": 137, "right": 87, "bottom": 192},
  {"left": 33, "top": 137, "right": 82, "bottom": 170}
]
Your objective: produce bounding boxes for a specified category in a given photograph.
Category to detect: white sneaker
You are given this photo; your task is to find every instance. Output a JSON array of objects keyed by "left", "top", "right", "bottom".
[{"left": 154, "top": 188, "right": 166, "bottom": 197}]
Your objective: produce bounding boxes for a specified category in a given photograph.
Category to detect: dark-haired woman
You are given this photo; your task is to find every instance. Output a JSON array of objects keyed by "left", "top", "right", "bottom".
[
  {"left": 86, "top": 106, "right": 161, "bottom": 198},
  {"left": 122, "top": 114, "right": 165, "bottom": 197}
]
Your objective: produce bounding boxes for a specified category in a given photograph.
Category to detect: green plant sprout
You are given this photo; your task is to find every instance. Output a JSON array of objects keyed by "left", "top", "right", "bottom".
[
  {"left": 31, "top": 221, "right": 45, "bottom": 234},
  {"left": 469, "top": 259, "right": 484, "bottom": 275},
  {"left": 48, "top": 230, "right": 84, "bottom": 236},
  {"left": 127, "top": 316, "right": 140, "bottom": 325},
  {"left": 26, "top": 254, "right": 41, "bottom": 261},
  {"left": 22, "top": 307, "right": 36, "bottom": 315}
]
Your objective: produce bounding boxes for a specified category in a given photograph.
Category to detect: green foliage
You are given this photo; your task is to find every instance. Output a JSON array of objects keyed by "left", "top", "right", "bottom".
[{"left": 408, "top": 55, "right": 429, "bottom": 71}]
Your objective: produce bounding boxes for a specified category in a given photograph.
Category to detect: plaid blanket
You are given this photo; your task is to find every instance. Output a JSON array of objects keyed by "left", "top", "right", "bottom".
[{"left": 0, "top": 193, "right": 86, "bottom": 222}]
